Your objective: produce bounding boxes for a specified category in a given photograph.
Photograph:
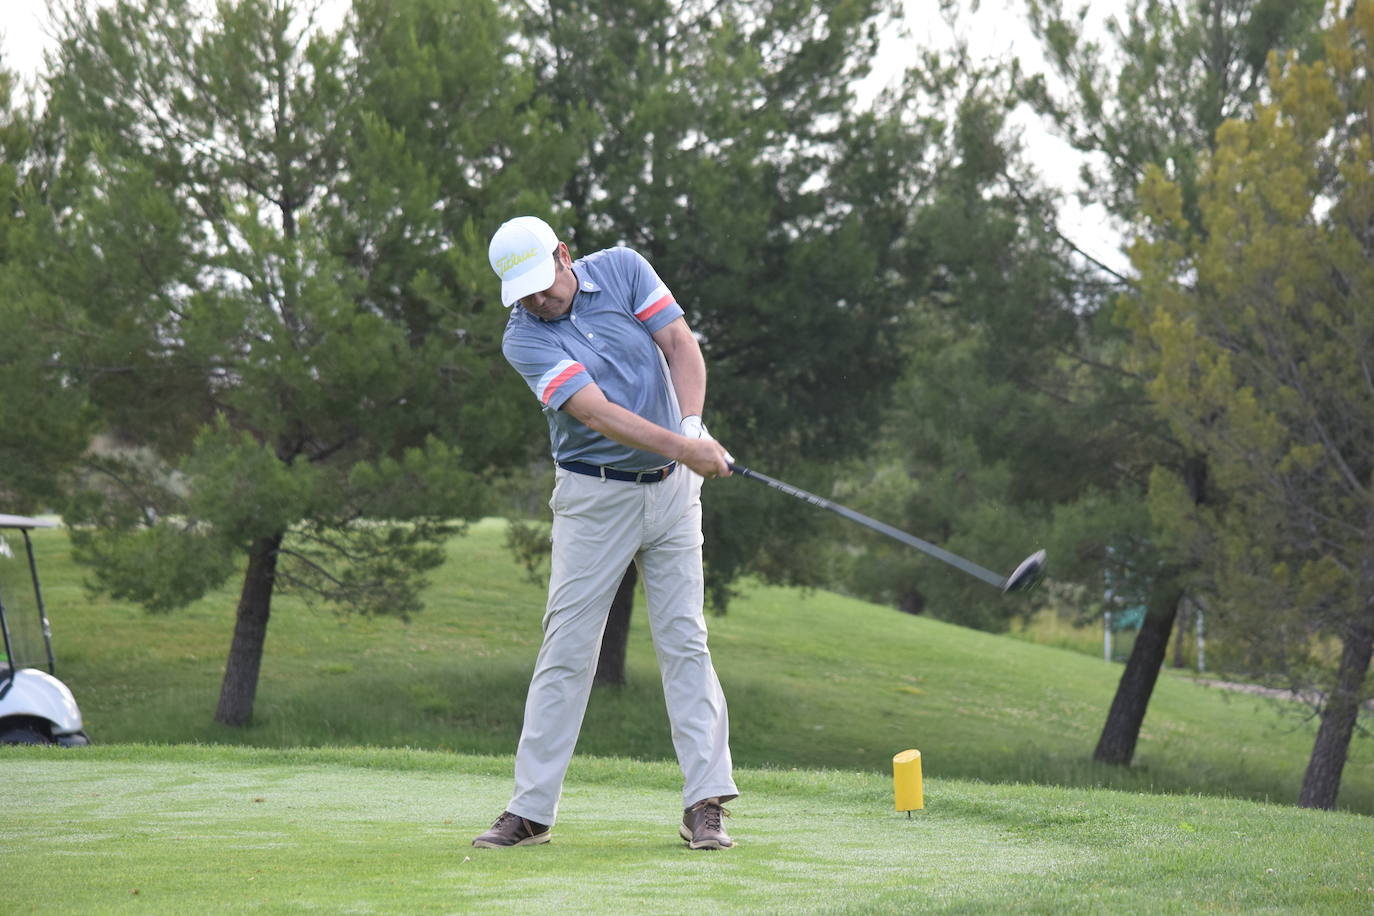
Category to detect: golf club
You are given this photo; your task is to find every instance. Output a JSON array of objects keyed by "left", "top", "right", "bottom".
[{"left": 729, "top": 463, "right": 1045, "bottom": 593}]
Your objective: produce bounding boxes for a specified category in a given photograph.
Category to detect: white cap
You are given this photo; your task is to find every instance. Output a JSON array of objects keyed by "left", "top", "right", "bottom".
[{"left": 488, "top": 216, "right": 559, "bottom": 307}]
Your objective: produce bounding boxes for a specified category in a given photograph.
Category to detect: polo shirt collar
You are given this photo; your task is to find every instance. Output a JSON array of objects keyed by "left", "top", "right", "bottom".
[{"left": 556, "top": 269, "right": 600, "bottom": 321}]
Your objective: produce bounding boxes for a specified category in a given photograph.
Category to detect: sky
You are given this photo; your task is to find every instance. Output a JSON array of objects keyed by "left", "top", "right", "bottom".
[{"left": 0, "top": 0, "right": 1131, "bottom": 270}]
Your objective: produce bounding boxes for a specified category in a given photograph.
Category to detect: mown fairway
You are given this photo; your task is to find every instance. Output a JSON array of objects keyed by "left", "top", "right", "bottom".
[{"left": 7, "top": 744, "right": 1374, "bottom": 914}]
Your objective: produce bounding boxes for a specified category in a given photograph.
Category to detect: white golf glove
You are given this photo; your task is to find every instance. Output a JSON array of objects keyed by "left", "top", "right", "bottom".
[{"left": 680, "top": 415, "right": 735, "bottom": 464}]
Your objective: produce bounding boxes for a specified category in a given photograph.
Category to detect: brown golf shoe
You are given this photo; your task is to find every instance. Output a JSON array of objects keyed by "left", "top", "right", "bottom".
[
  {"left": 680, "top": 798, "right": 733, "bottom": 850},
  {"left": 472, "top": 811, "right": 551, "bottom": 848}
]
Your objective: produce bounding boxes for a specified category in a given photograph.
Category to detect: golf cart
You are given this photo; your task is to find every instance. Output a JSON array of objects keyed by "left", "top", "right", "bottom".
[{"left": 0, "top": 514, "right": 89, "bottom": 745}]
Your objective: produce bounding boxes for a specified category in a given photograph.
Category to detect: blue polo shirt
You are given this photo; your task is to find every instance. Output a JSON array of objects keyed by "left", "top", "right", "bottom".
[{"left": 503, "top": 245, "right": 685, "bottom": 469}]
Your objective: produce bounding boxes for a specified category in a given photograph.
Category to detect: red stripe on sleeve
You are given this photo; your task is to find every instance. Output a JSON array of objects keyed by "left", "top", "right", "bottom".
[
  {"left": 635, "top": 295, "right": 673, "bottom": 322},
  {"left": 541, "top": 362, "right": 585, "bottom": 404}
]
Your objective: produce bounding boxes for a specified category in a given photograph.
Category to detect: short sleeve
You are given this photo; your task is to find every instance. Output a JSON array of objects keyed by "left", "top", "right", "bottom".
[
  {"left": 503, "top": 333, "right": 594, "bottom": 409},
  {"left": 618, "top": 248, "right": 684, "bottom": 333}
]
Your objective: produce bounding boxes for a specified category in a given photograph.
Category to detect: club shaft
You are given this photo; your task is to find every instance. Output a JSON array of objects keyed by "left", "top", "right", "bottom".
[{"left": 730, "top": 463, "right": 1006, "bottom": 588}]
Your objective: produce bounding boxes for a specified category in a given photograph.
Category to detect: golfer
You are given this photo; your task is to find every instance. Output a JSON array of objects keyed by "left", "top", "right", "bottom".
[{"left": 474, "top": 215, "right": 739, "bottom": 850}]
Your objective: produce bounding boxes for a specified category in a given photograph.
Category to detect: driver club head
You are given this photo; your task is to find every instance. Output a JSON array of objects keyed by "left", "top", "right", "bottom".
[{"left": 1002, "top": 549, "right": 1046, "bottom": 594}]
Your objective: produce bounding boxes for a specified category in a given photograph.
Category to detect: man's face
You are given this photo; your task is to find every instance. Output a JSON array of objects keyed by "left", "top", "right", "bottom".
[{"left": 519, "top": 244, "right": 578, "bottom": 320}]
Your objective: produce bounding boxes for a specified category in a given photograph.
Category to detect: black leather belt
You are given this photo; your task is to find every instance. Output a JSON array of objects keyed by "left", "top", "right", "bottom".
[{"left": 558, "top": 461, "right": 676, "bottom": 483}]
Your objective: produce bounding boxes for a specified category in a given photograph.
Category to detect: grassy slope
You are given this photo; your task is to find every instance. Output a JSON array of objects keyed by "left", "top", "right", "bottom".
[
  {"left": 26, "top": 519, "right": 1374, "bottom": 813},
  {"left": 6, "top": 744, "right": 1374, "bottom": 915}
]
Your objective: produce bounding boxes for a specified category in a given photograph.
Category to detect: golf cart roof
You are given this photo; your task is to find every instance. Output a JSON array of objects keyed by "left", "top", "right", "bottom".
[{"left": 0, "top": 515, "right": 57, "bottom": 530}]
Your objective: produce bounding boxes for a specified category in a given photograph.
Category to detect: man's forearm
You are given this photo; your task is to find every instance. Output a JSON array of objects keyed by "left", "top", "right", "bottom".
[
  {"left": 670, "top": 353, "right": 707, "bottom": 420},
  {"left": 566, "top": 387, "right": 685, "bottom": 461},
  {"left": 563, "top": 383, "right": 730, "bottom": 478}
]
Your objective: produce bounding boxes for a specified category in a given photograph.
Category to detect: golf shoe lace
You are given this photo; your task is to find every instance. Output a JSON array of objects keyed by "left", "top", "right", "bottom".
[{"left": 696, "top": 801, "right": 729, "bottom": 832}]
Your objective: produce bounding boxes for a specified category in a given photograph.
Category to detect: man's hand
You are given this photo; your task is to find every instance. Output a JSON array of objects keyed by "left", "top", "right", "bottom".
[
  {"left": 677, "top": 435, "right": 732, "bottom": 479},
  {"left": 678, "top": 415, "right": 733, "bottom": 478}
]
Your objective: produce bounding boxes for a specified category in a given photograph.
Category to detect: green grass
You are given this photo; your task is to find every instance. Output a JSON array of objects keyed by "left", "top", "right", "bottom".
[
  {"left": 5, "top": 743, "right": 1373, "bottom": 914},
  {"left": 24, "top": 519, "right": 1374, "bottom": 815},
  {"left": 11, "top": 521, "right": 1374, "bottom": 912}
]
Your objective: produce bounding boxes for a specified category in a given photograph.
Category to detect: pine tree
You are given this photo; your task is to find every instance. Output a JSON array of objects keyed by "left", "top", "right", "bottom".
[
  {"left": 1130, "top": 0, "right": 1374, "bottom": 808},
  {"left": 36, "top": 0, "right": 545, "bottom": 725}
]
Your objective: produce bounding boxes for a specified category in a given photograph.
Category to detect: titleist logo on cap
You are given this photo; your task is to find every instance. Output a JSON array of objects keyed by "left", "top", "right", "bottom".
[{"left": 495, "top": 247, "right": 539, "bottom": 277}]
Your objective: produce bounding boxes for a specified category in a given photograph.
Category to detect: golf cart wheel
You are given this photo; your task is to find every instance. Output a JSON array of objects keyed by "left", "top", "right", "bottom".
[{"left": 0, "top": 725, "right": 53, "bottom": 745}]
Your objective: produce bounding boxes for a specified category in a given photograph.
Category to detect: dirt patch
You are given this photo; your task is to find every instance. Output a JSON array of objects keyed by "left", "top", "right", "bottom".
[{"left": 1195, "top": 678, "right": 1374, "bottom": 712}]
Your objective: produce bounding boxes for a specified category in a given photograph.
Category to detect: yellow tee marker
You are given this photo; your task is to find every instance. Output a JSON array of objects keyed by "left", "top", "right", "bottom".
[{"left": 893, "top": 749, "right": 924, "bottom": 816}]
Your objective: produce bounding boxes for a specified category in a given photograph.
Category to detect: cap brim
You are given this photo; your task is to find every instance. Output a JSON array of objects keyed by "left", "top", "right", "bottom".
[{"left": 500, "top": 256, "right": 556, "bottom": 307}]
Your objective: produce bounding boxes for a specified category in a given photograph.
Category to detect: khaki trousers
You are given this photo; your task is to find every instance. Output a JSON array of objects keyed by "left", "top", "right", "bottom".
[{"left": 507, "top": 465, "right": 738, "bottom": 825}]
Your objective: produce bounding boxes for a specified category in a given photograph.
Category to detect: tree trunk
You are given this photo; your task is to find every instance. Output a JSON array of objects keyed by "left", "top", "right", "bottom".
[
  {"left": 595, "top": 561, "right": 637, "bottom": 687},
  {"left": 1095, "top": 456, "right": 1208, "bottom": 765},
  {"left": 214, "top": 533, "right": 283, "bottom": 726},
  {"left": 1298, "top": 618, "right": 1374, "bottom": 809},
  {"left": 1093, "top": 583, "right": 1184, "bottom": 765}
]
